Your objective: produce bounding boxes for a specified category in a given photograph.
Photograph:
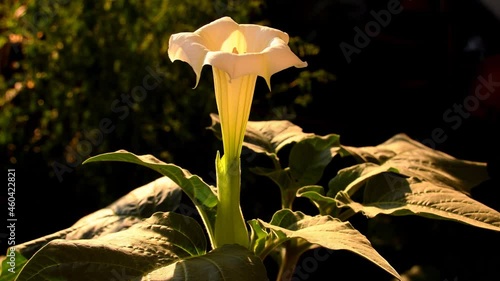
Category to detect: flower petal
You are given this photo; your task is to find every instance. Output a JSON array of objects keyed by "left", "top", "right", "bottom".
[
  {"left": 195, "top": 17, "right": 243, "bottom": 51},
  {"left": 168, "top": 32, "right": 209, "bottom": 88},
  {"left": 168, "top": 16, "right": 307, "bottom": 89},
  {"left": 213, "top": 68, "right": 257, "bottom": 160},
  {"left": 206, "top": 37, "right": 308, "bottom": 89}
]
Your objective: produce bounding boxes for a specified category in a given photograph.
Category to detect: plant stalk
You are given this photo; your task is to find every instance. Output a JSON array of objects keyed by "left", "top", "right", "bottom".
[
  {"left": 214, "top": 154, "right": 249, "bottom": 248},
  {"left": 275, "top": 241, "right": 309, "bottom": 281},
  {"left": 281, "top": 188, "right": 296, "bottom": 210}
]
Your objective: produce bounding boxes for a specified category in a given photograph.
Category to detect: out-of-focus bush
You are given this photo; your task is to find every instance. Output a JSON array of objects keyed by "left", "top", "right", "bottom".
[{"left": 1, "top": 0, "right": 250, "bottom": 167}]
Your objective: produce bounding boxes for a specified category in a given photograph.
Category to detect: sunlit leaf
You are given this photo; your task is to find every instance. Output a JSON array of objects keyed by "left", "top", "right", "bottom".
[
  {"left": 327, "top": 163, "right": 399, "bottom": 198},
  {"left": 296, "top": 185, "right": 337, "bottom": 216},
  {"left": 15, "top": 212, "right": 207, "bottom": 281},
  {"left": 341, "top": 133, "right": 431, "bottom": 164},
  {"left": 142, "top": 244, "right": 268, "bottom": 281},
  {"left": 340, "top": 134, "right": 488, "bottom": 194},
  {"left": 15, "top": 176, "right": 182, "bottom": 259},
  {"left": 335, "top": 175, "right": 500, "bottom": 232},
  {"left": 208, "top": 113, "right": 313, "bottom": 162},
  {"left": 83, "top": 150, "right": 218, "bottom": 247},
  {"left": 256, "top": 209, "right": 401, "bottom": 280}
]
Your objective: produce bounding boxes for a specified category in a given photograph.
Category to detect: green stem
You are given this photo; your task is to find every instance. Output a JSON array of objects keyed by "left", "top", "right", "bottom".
[
  {"left": 214, "top": 154, "right": 249, "bottom": 248},
  {"left": 281, "top": 188, "right": 296, "bottom": 210},
  {"left": 278, "top": 166, "right": 295, "bottom": 210},
  {"left": 275, "top": 241, "right": 309, "bottom": 281}
]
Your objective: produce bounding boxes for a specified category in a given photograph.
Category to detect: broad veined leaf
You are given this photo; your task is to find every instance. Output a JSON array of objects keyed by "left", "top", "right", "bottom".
[
  {"left": 340, "top": 134, "right": 489, "bottom": 194},
  {"left": 288, "top": 134, "right": 340, "bottom": 186},
  {"left": 384, "top": 149, "right": 488, "bottom": 195},
  {"left": 142, "top": 244, "right": 268, "bottom": 281},
  {"left": 341, "top": 133, "right": 432, "bottom": 164},
  {"left": 256, "top": 209, "right": 401, "bottom": 280},
  {"left": 296, "top": 185, "right": 338, "bottom": 216},
  {"left": 335, "top": 175, "right": 500, "bottom": 232},
  {"left": 327, "top": 163, "right": 398, "bottom": 198},
  {"left": 14, "top": 176, "right": 182, "bottom": 259},
  {"left": 83, "top": 150, "right": 218, "bottom": 247},
  {"left": 15, "top": 212, "right": 207, "bottom": 281},
  {"left": 208, "top": 113, "right": 313, "bottom": 162}
]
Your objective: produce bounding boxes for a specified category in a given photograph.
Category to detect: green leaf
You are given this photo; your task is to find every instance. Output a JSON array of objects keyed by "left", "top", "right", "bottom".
[
  {"left": 335, "top": 175, "right": 500, "bottom": 232},
  {"left": 0, "top": 250, "right": 27, "bottom": 281},
  {"left": 249, "top": 219, "right": 275, "bottom": 259},
  {"left": 330, "top": 140, "right": 500, "bottom": 231},
  {"left": 288, "top": 134, "right": 340, "bottom": 186},
  {"left": 257, "top": 209, "right": 401, "bottom": 280},
  {"left": 14, "top": 176, "right": 182, "bottom": 259},
  {"left": 142, "top": 244, "right": 268, "bottom": 281},
  {"left": 16, "top": 212, "right": 207, "bottom": 281},
  {"left": 327, "top": 163, "right": 398, "bottom": 198},
  {"left": 250, "top": 167, "right": 292, "bottom": 191},
  {"left": 83, "top": 150, "right": 218, "bottom": 247},
  {"left": 296, "top": 185, "right": 337, "bottom": 216},
  {"left": 251, "top": 134, "right": 340, "bottom": 208},
  {"left": 340, "top": 134, "right": 488, "bottom": 194},
  {"left": 341, "top": 133, "right": 429, "bottom": 164},
  {"left": 208, "top": 113, "right": 313, "bottom": 162},
  {"left": 385, "top": 151, "right": 487, "bottom": 195}
]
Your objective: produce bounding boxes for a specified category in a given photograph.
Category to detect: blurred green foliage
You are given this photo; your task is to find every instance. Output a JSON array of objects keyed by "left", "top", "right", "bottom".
[{"left": 0, "top": 0, "right": 332, "bottom": 210}]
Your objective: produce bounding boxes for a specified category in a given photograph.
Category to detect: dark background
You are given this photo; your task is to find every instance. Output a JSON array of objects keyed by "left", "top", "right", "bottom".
[{"left": 1, "top": 0, "right": 499, "bottom": 280}]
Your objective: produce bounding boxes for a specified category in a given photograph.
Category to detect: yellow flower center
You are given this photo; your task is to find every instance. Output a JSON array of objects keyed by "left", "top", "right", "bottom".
[{"left": 220, "top": 30, "right": 247, "bottom": 54}]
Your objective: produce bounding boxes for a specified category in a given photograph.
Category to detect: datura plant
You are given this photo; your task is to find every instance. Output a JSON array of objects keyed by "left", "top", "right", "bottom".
[
  {"left": 168, "top": 16, "right": 307, "bottom": 249},
  {"left": 2, "top": 17, "right": 500, "bottom": 281}
]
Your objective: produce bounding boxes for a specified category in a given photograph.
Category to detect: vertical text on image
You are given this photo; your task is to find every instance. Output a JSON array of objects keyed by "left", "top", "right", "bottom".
[{"left": 7, "top": 168, "right": 17, "bottom": 274}]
